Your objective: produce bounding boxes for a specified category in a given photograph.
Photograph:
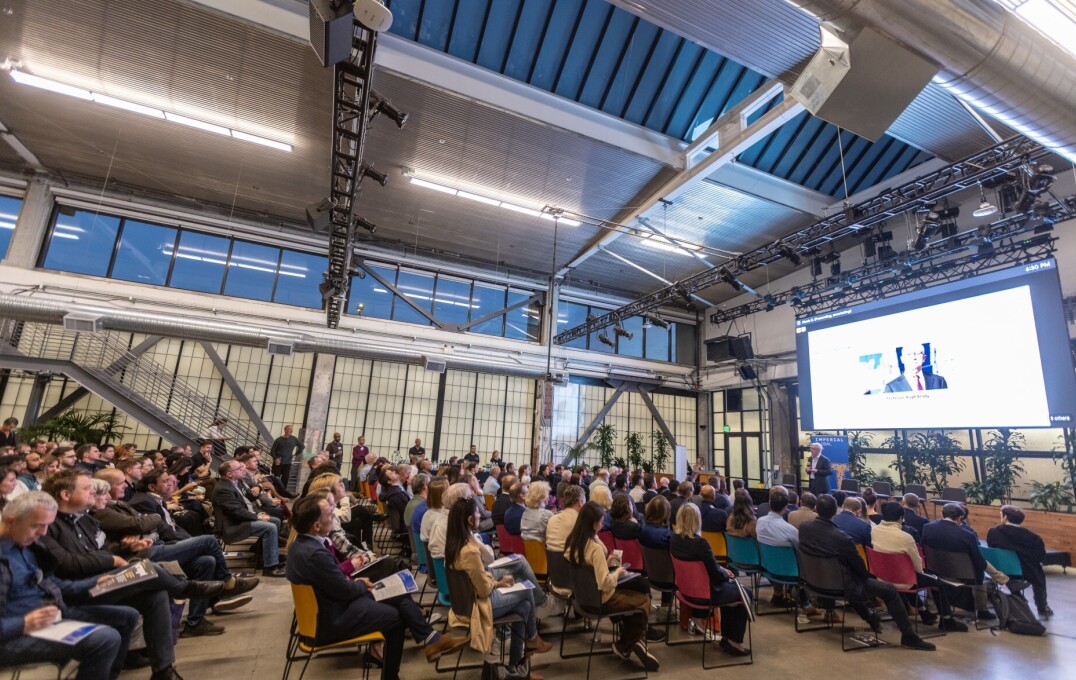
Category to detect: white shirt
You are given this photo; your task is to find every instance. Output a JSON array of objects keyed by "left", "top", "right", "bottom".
[{"left": 483, "top": 477, "right": 501, "bottom": 496}]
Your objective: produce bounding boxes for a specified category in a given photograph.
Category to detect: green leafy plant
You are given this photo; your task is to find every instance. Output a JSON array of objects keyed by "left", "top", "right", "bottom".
[
  {"left": 640, "top": 460, "right": 654, "bottom": 474},
  {"left": 651, "top": 430, "right": 670, "bottom": 474},
  {"left": 847, "top": 430, "right": 874, "bottom": 482},
  {"left": 909, "top": 430, "right": 965, "bottom": 493},
  {"left": 1028, "top": 480, "right": 1074, "bottom": 513},
  {"left": 20, "top": 410, "right": 126, "bottom": 445},
  {"left": 962, "top": 480, "right": 994, "bottom": 506},
  {"left": 624, "top": 431, "right": 646, "bottom": 472},
  {"left": 1053, "top": 429, "right": 1076, "bottom": 502},
  {"left": 613, "top": 456, "right": 627, "bottom": 469},
  {"left": 885, "top": 434, "right": 928, "bottom": 488},
  {"left": 593, "top": 423, "right": 617, "bottom": 470},
  {"left": 976, "top": 428, "right": 1026, "bottom": 504}
]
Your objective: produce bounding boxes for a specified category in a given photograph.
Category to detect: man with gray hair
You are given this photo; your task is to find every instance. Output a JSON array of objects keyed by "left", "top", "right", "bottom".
[
  {"left": 404, "top": 473, "right": 430, "bottom": 535},
  {"left": 901, "top": 493, "right": 929, "bottom": 537},
  {"left": 0, "top": 491, "right": 140, "bottom": 680},
  {"left": 483, "top": 466, "right": 502, "bottom": 496}
]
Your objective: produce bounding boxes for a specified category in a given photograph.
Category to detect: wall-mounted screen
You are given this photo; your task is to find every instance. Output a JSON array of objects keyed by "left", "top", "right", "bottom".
[{"left": 796, "top": 258, "right": 1076, "bottom": 430}]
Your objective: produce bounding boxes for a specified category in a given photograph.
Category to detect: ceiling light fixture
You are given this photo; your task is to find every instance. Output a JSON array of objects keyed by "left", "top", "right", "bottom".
[
  {"left": 973, "top": 182, "right": 998, "bottom": 217},
  {"left": 597, "top": 332, "right": 616, "bottom": 348},
  {"left": 406, "top": 170, "right": 581, "bottom": 226},
  {"left": 644, "top": 315, "right": 670, "bottom": 330},
  {"left": 612, "top": 323, "right": 634, "bottom": 340},
  {"left": 5, "top": 67, "right": 293, "bottom": 152}
]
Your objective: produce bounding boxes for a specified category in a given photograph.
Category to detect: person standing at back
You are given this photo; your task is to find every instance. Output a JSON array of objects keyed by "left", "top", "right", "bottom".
[
  {"left": 806, "top": 443, "right": 832, "bottom": 495},
  {"left": 269, "top": 425, "right": 303, "bottom": 492}
]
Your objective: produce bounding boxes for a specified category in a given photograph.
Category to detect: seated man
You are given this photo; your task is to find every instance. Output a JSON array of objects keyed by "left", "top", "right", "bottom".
[
  {"left": 1, "top": 492, "right": 139, "bottom": 680},
  {"left": 482, "top": 466, "right": 502, "bottom": 496},
  {"left": 799, "top": 495, "right": 936, "bottom": 651},
  {"left": 922, "top": 503, "right": 994, "bottom": 619},
  {"left": 699, "top": 485, "right": 728, "bottom": 533},
  {"left": 832, "top": 496, "right": 872, "bottom": 547},
  {"left": 286, "top": 495, "right": 468, "bottom": 680},
  {"left": 787, "top": 492, "right": 818, "bottom": 528},
  {"left": 491, "top": 475, "right": 517, "bottom": 526},
  {"left": 901, "top": 493, "right": 929, "bottom": 539},
  {"left": 130, "top": 467, "right": 202, "bottom": 539},
  {"left": 755, "top": 486, "right": 801, "bottom": 608},
  {"left": 872, "top": 502, "right": 967, "bottom": 632},
  {"left": 236, "top": 452, "right": 286, "bottom": 523},
  {"left": 92, "top": 469, "right": 259, "bottom": 635},
  {"left": 212, "top": 460, "right": 286, "bottom": 577},
  {"left": 987, "top": 505, "right": 1051, "bottom": 617},
  {"left": 502, "top": 483, "right": 526, "bottom": 536}
]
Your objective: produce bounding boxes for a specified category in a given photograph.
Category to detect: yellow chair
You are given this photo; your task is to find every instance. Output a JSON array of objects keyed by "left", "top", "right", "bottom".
[
  {"left": 856, "top": 544, "right": 868, "bottom": 568},
  {"left": 522, "top": 539, "right": 548, "bottom": 583},
  {"left": 484, "top": 494, "right": 495, "bottom": 511},
  {"left": 284, "top": 583, "right": 384, "bottom": 680},
  {"left": 702, "top": 530, "right": 729, "bottom": 564}
]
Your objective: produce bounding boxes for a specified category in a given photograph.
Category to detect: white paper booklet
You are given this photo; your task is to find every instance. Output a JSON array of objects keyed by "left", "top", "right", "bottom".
[{"left": 370, "top": 570, "right": 419, "bottom": 601}]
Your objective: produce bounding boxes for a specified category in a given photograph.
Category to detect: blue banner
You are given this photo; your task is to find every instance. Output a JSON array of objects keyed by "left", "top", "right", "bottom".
[{"left": 810, "top": 435, "right": 848, "bottom": 465}]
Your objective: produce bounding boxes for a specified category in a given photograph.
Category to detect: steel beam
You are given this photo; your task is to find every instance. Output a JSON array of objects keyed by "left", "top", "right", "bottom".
[
  {"left": 456, "top": 292, "right": 545, "bottom": 333},
  {"left": 199, "top": 342, "right": 274, "bottom": 443},
  {"left": 356, "top": 261, "right": 444, "bottom": 328},
  {"left": 638, "top": 389, "right": 679, "bottom": 451},
  {"left": 559, "top": 384, "right": 628, "bottom": 467}
]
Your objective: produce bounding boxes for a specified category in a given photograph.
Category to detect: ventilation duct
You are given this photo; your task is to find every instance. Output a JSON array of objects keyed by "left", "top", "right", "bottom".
[{"left": 788, "top": 0, "right": 1076, "bottom": 162}]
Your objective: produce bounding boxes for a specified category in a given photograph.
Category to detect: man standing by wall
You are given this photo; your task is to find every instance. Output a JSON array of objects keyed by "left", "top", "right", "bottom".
[
  {"left": 806, "top": 442, "right": 832, "bottom": 495},
  {"left": 325, "top": 432, "right": 344, "bottom": 471},
  {"left": 269, "top": 424, "right": 303, "bottom": 491}
]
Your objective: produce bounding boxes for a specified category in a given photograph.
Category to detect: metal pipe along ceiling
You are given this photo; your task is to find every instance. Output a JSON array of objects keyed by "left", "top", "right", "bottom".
[
  {"left": 0, "top": 295, "right": 547, "bottom": 379},
  {"left": 789, "top": 0, "right": 1076, "bottom": 162}
]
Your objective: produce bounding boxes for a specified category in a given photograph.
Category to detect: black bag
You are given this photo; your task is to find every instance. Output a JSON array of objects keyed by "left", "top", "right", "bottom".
[{"left": 988, "top": 582, "right": 1046, "bottom": 636}]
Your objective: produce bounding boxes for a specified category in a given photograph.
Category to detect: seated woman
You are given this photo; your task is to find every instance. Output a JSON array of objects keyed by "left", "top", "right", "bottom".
[
  {"left": 861, "top": 488, "right": 882, "bottom": 524},
  {"left": 590, "top": 484, "right": 613, "bottom": 530},
  {"left": 725, "top": 490, "right": 757, "bottom": 538},
  {"left": 446, "top": 497, "right": 551, "bottom": 680},
  {"left": 564, "top": 501, "right": 660, "bottom": 671},
  {"left": 520, "top": 481, "right": 553, "bottom": 542},
  {"left": 639, "top": 496, "right": 672, "bottom": 550},
  {"left": 608, "top": 492, "right": 641, "bottom": 541},
  {"left": 669, "top": 504, "right": 752, "bottom": 657}
]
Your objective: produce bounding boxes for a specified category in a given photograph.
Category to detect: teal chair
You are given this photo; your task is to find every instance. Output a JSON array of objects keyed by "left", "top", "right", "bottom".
[
  {"left": 725, "top": 534, "right": 763, "bottom": 601},
  {"left": 432, "top": 557, "right": 452, "bottom": 607},
  {"left": 980, "top": 546, "right": 1023, "bottom": 579},
  {"left": 757, "top": 542, "right": 799, "bottom": 617}
]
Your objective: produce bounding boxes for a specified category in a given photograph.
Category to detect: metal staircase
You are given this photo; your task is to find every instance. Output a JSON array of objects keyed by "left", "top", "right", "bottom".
[{"left": 0, "top": 321, "right": 273, "bottom": 457}]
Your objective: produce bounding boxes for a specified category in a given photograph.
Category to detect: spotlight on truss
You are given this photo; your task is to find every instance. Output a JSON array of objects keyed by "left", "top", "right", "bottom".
[
  {"left": 360, "top": 163, "right": 389, "bottom": 186},
  {"left": 597, "top": 332, "right": 615, "bottom": 348}
]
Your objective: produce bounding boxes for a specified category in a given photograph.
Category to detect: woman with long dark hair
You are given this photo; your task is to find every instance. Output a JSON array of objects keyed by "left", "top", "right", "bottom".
[
  {"left": 726, "top": 489, "right": 757, "bottom": 538},
  {"left": 563, "top": 501, "right": 660, "bottom": 671},
  {"left": 445, "top": 497, "right": 550, "bottom": 680}
]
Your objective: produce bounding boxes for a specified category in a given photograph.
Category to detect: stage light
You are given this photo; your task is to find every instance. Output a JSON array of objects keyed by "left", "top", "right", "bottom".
[
  {"left": 778, "top": 242, "right": 802, "bottom": 266},
  {"left": 810, "top": 257, "right": 823, "bottom": 277},
  {"left": 360, "top": 163, "right": 389, "bottom": 186},
  {"left": 597, "top": 332, "right": 615, "bottom": 348},
  {"left": 369, "top": 92, "right": 408, "bottom": 128},
  {"left": 763, "top": 295, "right": 778, "bottom": 312},
  {"left": 720, "top": 267, "right": 744, "bottom": 291},
  {"left": 354, "top": 216, "right": 377, "bottom": 234},
  {"left": 613, "top": 324, "right": 634, "bottom": 340},
  {"left": 644, "top": 315, "right": 670, "bottom": 329}
]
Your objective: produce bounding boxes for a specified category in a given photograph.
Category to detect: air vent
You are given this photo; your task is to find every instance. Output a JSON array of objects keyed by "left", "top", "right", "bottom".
[
  {"left": 62, "top": 313, "right": 104, "bottom": 333},
  {"left": 267, "top": 339, "right": 295, "bottom": 357},
  {"left": 422, "top": 356, "right": 446, "bottom": 373}
]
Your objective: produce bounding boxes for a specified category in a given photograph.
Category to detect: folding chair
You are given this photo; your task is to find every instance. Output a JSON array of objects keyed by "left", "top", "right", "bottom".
[
  {"left": 522, "top": 539, "right": 548, "bottom": 584},
  {"left": 495, "top": 524, "right": 524, "bottom": 556},
  {"left": 671, "top": 557, "right": 753, "bottom": 668},
  {"left": 436, "top": 567, "right": 525, "bottom": 680},
  {"left": 840, "top": 479, "right": 861, "bottom": 493},
  {"left": 928, "top": 488, "right": 966, "bottom": 518},
  {"left": 639, "top": 544, "right": 678, "bottom": 642},
  {"left": 797, "top": 552, "right": 889, "bottom": 651},
  {"left": 484, "top": 494, "right": 495, "bottom": 511},
  {"left": 870, "top": 481, "right": 893, "bottom": 499},
  {"left": 923, "top": 545, "right": 985, "bottom": 628},
  {"left": 546, "top": 549, "right": 598, "bottom": 655},
  {"left": 757, "top": 542, "right": 801, "bottom": 617},
  {"left": 725, "top": 534, "right": 763, "bottom": 600},
  {"left": 866, "top": 548, "right": 945, "bottom": 639},
  {"left": 701, "top": 531, "right": 729, "bottom": 565},
  {"left": 283, "top": 584, "right": 384, "bottom": 680},
  {"left": 980, "top": 546, "right": 1023, "bottom": 579},
  {"left": 597, "top": 530, "right": 616, "bottom": 554},
  {"left": 614, "top": 537, "right": 645, "bottom": 574},
  {"left": 568, "top": 562, "right": 649, "bottom": 680},
  {"left": 5, "top": 661, "right": 66, "bottom": 680}
]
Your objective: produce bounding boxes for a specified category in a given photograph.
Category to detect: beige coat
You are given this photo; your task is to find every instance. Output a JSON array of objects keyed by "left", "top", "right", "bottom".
[
  {"left": 449, "top": 539, "right": 496, "bottom": 654},
  {"left": 580, "top": 537, "right": 618, "bottom": 603}
]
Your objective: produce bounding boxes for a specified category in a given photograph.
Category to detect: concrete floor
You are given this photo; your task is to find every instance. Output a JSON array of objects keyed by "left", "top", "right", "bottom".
[{"left": 18, "top": 566, "right": 1075, "bottom": 680}]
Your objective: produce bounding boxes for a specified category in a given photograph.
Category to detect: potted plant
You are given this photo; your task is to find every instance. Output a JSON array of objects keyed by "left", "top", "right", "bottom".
[
  {"left": 21, "top": 409, "right": 126, "bottom": 444},
  {"left": 967, "top": 428, "right": 1026, "bottom": 505},
  {"left": 847, "top": 430, "right": 874, "bottom": 483},
  {"left": 885, "top": 433, "right": 927, "bottom": 489},
  {"left": 1028, "top": 481, "right": 1074, "bottom": 513},
  {"left": 910, "top": 430, "right": 965, "bottom": 493},
  {"left": 1054, "top": 429, "right": 1076, "bottom": 503},
  {"left": 651, "top": 430, "right": 670, "bottom": 475},
  {"left": 593, "top": 423, "right": 617, "bottom": 470},
  {"left": 624, "top": 431, "right": 646, "bottom": 472}
]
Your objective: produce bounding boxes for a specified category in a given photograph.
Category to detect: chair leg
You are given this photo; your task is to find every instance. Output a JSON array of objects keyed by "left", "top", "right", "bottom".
[
  {"left": 585, "top": 615, "right": 601, "bottom": 680},
  {"left": 296, "top": 652, "right": 314, "bottom": 680}
]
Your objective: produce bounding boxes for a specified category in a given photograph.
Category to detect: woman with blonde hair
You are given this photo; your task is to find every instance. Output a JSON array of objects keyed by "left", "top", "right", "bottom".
[
  {"left": 520, "top": 481, "right": 553, "bottom": 541},
  {"left": 590, "top": 483, "right": 613, "bottom": 509}
]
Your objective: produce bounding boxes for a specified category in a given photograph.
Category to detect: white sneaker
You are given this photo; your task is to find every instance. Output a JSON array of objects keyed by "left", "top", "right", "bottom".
[{"left": 428, "top": 612, "right": 443, "bottom": 626}]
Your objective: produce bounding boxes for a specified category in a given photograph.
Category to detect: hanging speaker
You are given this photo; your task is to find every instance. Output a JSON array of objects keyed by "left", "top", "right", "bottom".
[
  {"left": 737, "top": 365, "right": 757, "bottom": 381},
  {"left": 730, "top": 335, "right": 754, "bottom": 361}
]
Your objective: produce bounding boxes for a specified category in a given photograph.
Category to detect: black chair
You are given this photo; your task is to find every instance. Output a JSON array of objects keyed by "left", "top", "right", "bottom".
[
  {"left": 797, "top": 552, "right": 889, "bottom": 651},
  {"left": 438, "top": 567, "right": 526, "bottom": 680},
  {"left": 904, "top": 484, "right": 929, "bottom": 515},
  {"left": 781, "top": 473, "right": 798, "bottom": 492},
  {"left": 568, "top": 561, "right": 649, "bottom": 680},
  {"left": 928, "top": 488, "right": 966, "bottom": 517},
  {"left": 547, "top": 550, "right": 605, "bottom": 659},
  {"left": 840, "top": 479, "right": 861, "bottom": 493},
  {"left": 922, "top": 546, "right": 985, "bottom": 628},
  {"left": 639, "top": 544, "right": 682, "bottom": 644},
  {"left": 870, "top": 481, "right": 892, "bottom": 499}
]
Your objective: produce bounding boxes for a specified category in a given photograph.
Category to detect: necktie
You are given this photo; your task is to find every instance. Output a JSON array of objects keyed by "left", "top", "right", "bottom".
[{"left": 916, "top": 375, "right": 924, "bottom": 391}]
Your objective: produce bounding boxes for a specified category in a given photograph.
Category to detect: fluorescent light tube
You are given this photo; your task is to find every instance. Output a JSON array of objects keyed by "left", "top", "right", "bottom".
[
  {"left": 91, "top": 93, "right": 164, "bottom": 118},
  {"left": 410, "top": 177, "right": 458, "bottom": 195},
  {"left": 9, "top": 70, "right": 91, "bottom": 100},
  {"left": 164, "top": 112, "right": 231, "bottom": 136},
  {"left": 500, "top": 203, "right": 543, "bottom": 217},
  {"left": 457, "top": 190, "right": 501, "bottom": 206},
  {"left": 230, "top": 130, "right": 292, "bottom": 152}
]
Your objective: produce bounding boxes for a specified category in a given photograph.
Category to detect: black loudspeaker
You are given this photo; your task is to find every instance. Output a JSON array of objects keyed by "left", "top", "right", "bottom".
[
  {"left": 730, "top": 335, "right": 754, "bottom": 361},
  {"left": 705, "top": 337, "right": 734, "bottom": 363},
  {"left": 309, "top": 0, "right": 355, "bottom": 67},
  {"left": 737, "top": 365, "right": 757, "bottom": 381}
]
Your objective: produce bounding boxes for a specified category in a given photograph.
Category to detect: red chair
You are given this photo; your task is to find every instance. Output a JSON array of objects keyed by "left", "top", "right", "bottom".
[
  {"left": 495, "top": 524, "right": 524, "bottom": 556},
  {"left": 865, "top": 548, "right": 943, "bottom": 638},
  {"left": 670, "top": 557, "right": 752, "bottom": 668},
  {"left": 613, "top": 536, "right": 645, "bottom": 573},
  {"left": 597, "top": 530, "right": 616, "bottom": 554}
]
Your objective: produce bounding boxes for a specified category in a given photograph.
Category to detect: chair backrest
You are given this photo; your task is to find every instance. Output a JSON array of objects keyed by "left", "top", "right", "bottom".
[
  {"left": 614, "top": 537, "right": 645, "bottom": 573},
  {"left": 670, "top": 556, "right": 712, "bottom": 602},
  {"left": 922, "top": 545, "right": 977, "bottom": 583},
  {"left": 484, "top": 494, "right": 495, "bottom": 511},
  {"left": 725, "top": 534, "right": 761, "bottom": 571},
  {"left": 495, "top": 524, "right": 524, "bottom": 555},
  {"left": 597, "top": 530, "right": 616, "bottom": 553},
  {"left": 798, "top": 552, "right": 846, "bottom": 596},
  {"left": 855, "top": 543, "right": 868, "bottom": 568},
  {"left": 757, "top": 542, "right": 799, "bottom": 580},
  {"left": 290, "top": 583, "right": 320, "bottom": 642},
  {"left": 546, "top": 549, "right": 572, "bottom": 593},
  {"left": 413, "top": 532, "right": 428, "bottom": 566},
  {"left": 432, "top": 557, "right": 452, "bottom": 605},
  {"left": 782, "top": 473, "right": 797, "bottom": 486},
  {"left": 871, "top": 481, "right": 893, "bottom": 496},
  {"left": 980, "top": 546, "right": 1023, "bottom": 578},
  {"left": 840, "top": 478, "right": 860, "bottom": 492},
  {"left": 567, "top": 561, "right": 604, "bottom": 615},
  {"left": 444, "top": 566, "right": 475, "bottom": 619},
  {"left": 866, "top": 548, "right": 918, "bottom": 587},
  {"left": 904, "top": 484, "right": 928, "bottom": 500},
  {"left": 940, "top": 487, "right": 967, "bottom": 503},
  {"left": 386, "top": 504, "right": 404, "bottom": 533},
  {"left": 640, "top": 544, "right": 676, "bottom": 587},
  {"left": 522, "top": 539, "right": 548, "bottom": 579},
  {"left": 360, "top": 481, "right": 370, "bottom": 499},
  {"left": 701, "top": 531, "right": 728, "bottom": 561}
]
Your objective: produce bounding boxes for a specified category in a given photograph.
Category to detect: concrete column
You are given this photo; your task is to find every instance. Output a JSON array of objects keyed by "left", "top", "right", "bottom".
[
  {"left": 533, "top": 281, "right": 559, "bottom": 467},
  {"left": 299, "top": 352, "right": 336, "bottom": 486},
  {"left": 3, "top": 175, "right": 51, "bottom": 268},
  {"left": 768, "top": 381, "right": 795, "bottom": 482},
  {"left": 695, "top": 310, "right": 711, "bottom": 465}
]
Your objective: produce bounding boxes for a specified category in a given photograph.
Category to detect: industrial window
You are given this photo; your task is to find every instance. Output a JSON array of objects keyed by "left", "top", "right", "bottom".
[
  {"left": 393, "top": 269, "right": 435, "bottom": 326},
  {"left": 274, "top": 249, "right": 326, "bottom": 308},
  {"left": 43, "top": 206, "right": 120, "bottom": 276},
  {"left": 470, "top": 283, "right": 507, "bottom": 337},
  {"left": 0, "top": 195, "right": 23, "bottom": 260},
  {"left": 504, "top": 289, "right": 540, "bottom": 342},
  {"left": 556, "top": 301, "right": 588, "bottom": 350},
  {"left": 432, "top": 275, "right": 472, "bottom": 327},
  {"left": 111, "top": 219, "right": 177, "bottom": 287},
  {"left": 223, "top": 240, "right": 279, "bottom": 302},
  {"left": 350, "top": 264, "right": 396, "bottom": 319},
  {"left": 169, "top": 231, "right": 230, "bottom": 294}
]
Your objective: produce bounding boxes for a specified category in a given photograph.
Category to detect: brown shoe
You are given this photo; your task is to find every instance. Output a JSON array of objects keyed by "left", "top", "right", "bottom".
[
  {"left": 425, "top": 634, "right": 469, "bottom": 662},
  {"left": 524, "top": 635, "right": 553, "bottom": 654}
]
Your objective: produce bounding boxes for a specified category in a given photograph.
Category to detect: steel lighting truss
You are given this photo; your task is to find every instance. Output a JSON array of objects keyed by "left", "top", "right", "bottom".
[
  {"left": 324, "top": 23, "right": 378, "bottom": 328},
  {"left": 553, "top": 136, "right": 1048, "bottom": 344}
]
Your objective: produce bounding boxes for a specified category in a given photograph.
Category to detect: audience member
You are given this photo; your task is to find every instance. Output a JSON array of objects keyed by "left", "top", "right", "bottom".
[
  {"left": 668, "top": 482, "right": 693, "bottom": 527},
  {"left": 699, "top": 485, "right": 728, "bottom": 532},
  {"left": 608, "top": 492, "right": 642, "bottom": 541},
  {"left": 639, "top": 495, "right": 673, "bottom": 550},
  {"left": 987, "top": 505, "right": 1051, "bottom": 617},
  {"left": 212, "top": 460, "right": 286, "bottom": 576},
  {"left": 787, "top": 492, "right": 818, "bottom": 528},
  {"left": 491, "top": 475, "right": 516, "bottom": 526},
  {"left": 832, "top": 497, "right": 872, "bottom": 547},
  {"left": 901, "top": 493, "right": 929, "bottom": 537},
  {"left": 520, "top": 481, "right": 553, "bottom": 541},
  {"left": 922, "top": 503, "right": 995, "bottom": 618},
  {"left": 483, "top": 466, "right": 502, "bottom": 496},
  {"left": 755, "top": 486, "right": 799, "bottom": 608},
  {"left": 546, "top": 485, "right": 583, "bottom": 556},
  {"left": 726, "top": 490, "right": 757, "bottom": 538},
  {"left": 503, "top": 483, "right": 526, "bottom": 536},
  {"left": 405, "top": 473, "right": 430, "bottom": 536}
]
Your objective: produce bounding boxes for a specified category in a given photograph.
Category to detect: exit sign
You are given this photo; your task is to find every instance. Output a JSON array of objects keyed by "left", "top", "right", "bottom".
[{"left": 723, "top": 425, "right": 731, "bottom": 432}]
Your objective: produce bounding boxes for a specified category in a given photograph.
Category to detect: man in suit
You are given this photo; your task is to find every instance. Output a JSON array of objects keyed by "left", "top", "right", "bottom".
[
  {"left": 286, "top": 495, "right": 467, "bottom": 680},
  {"left": 901, "top": 493, "right": 929, "bottom": 539},
  {"left": 987, "top": 505, "right": 1050, "bottom": 617},
  {"left": 806, "top": 443, "right": 833, "bottom": 495},
  {"left": 922, "top": 503, "right": 992, "bottom": 618},
  {"left": 699, "top": 485, "right": 729, "bottom": 532},
  {"left": 799, "top": 495, "right": 936, "bottom": 651},
  {"left": 884, "top": 342, "right": 948, "bottom": 392},
  {"left": 668, "top": 482, "right": 693, "bottom": 528},
  {"left": 212, "top": 460, "right": 286, "bottom": 576},
  {"left": 832, "top": 497, "right": 872, "bottom": 547},
  {"left": 491, "top": 474, "right": 517, "bottom": 526}
]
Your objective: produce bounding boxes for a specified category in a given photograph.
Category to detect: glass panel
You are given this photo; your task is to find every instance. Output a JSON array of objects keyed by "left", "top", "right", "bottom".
[
  {"left": 556, "top": 301, "right": 588, "bottom": 349},
  {"left": 470, "top": 283, "right": 507, "bottom": 336},
  {"left": 349, "top": 263, "right": 395, "bottom": 319},
  {"left": 616, "top": 316, "right": 644, "bottom": 357},
  {"left": 588, "top": 306, "right": 614, "bottom": 353},
  {"left": 0, "top": 195, "right": 22, "bottom": 259},
  {"left": 742, "top": 388, "right": 760, "bottom": 410},
  {"left": 672, "top": 322, "right": 697, "bottom": 364},
  {"left": 728, "top": 437, "right": 743, "bottom": 479},
  {"left": 274, "top": 249, "right": 326, "bottom": 308},
  {"left": 746, "top": 436, "right": 762, "bottom": 483},
  {"left": 504, "top": 289, "right": 540, "bottom": 342},
  {"left": 169, "top": 231, "right": 229, "bottom": 294},
  {"left": 726, "top": 412, "right": 742, "bottom": 432},
  {"left": 433, "top": 275, "right": 472, "bottom": 327},
  {"left": 742, "top": 411, "right": 761, "bottom": 432},
  {"left": 393, "top": 269, "right": 435, "bottom": 326},
  {"left": 44, "top": 207, "right": 120, "bottom": 276},
  {"left": 111, "top": 219, "right": 177, "bottom": 286},
  {"left": 644, "top": 324, "right": 670, "bottom": 361},
  {"left": 223, "top": 240, "right": 279, "bottom": 301}
]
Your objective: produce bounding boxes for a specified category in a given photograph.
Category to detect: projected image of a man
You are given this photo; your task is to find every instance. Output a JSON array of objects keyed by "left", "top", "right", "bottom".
[{"left": 884, "top": 342, "right": 948, "bottom": 392}]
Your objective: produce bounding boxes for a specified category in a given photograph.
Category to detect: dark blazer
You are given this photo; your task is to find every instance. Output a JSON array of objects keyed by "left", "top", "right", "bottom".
[
  {"left": 807, "top": 454, "right": 833, "bottom": 495},
  {"left": 669, "top": 497, "right": 692, "bottom": 527},
  {"left": 832, "top": 510, "right": 873, "bottom": 547},
  {"left": 903, "top": 508, "right": 929, "bottom": 536},
  {"left": 130, "top": 491, "right": 192, "bottom": 541},
  {"left": 987, "top": 524, "right": 1046, "bottom": 583},
  {"left": 609, "top": 519, "right": 642, "bottom": 541},
  {"left": 884, "top": 373, "right": 948, "bottom": 392},
  {"left": 700, "top": 501, "right": 728, "bottom": 532},
  {"left": 922, "top": 519, "right": 986, "bottom": 583},
  {"left": 491, "top": 492, "right": 512, "bottom": 525},
  {"left": 286, "top": 534, "right": 384, "bottom": 645},
  {"left": 669, "top": 533, "right": 736, "bottom": 599},
  {"left": 211, "top": 479, "right": 259, "bottom": 542},
  {"left": 504, "top": 504, "right": 525, "bottom": 535},
  {"left": 639, "top": 522, "right": 671, "bottom": 550},
  {"left": 38, "top": 512, "right": 117, "bottom": 579},
  {"left": 93, "top": 500, "right": 180, "bottom": 545},
  {"left": 798, "top": 516, "right": 870, "bottom": 599}
]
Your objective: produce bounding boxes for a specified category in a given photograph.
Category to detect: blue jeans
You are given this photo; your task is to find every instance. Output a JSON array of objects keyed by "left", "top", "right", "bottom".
[
  {"left": 490, "top": 587, "right": 537, "bottom": 667},
  {"left": 492, "top": 561, "right": 548, "bottom": 607},
  {"left": 148, "top": 535, "right": 231, "bottom": 625},
  {"left": 0, "top": 605, "right": 137, "bottom": 680},
  {"left": 248, "top": 520, "right": 279, "bottom": 567}
]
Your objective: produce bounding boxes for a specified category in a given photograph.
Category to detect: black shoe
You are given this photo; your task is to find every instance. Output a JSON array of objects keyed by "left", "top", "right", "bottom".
[
  {"left": 150, "top": 666, "right": 185, "bottom": 680},
  {"left": 630, "top": 641, "right": 660, "bottom": 671},
  {"left": 645, "top": 625, "right": 666, "bottom": 642},
  {"left": 866, "top": 611, "right": 884, "bottom": 635},
  {"left": 977, "top": 609, "right": 998, "bottom": 622},
  {"left": 180, "top": 618, "right": 226, "bottom": 637},
  {"left": 362, "top": 648, "right": 383, "bottom": 668},
  {"left": 918, "top": 609, "right": 937, "bottom": 626},
  {"left": 263, "top": 565, "right": 288, "bottom": 578},
  {"left": 177, "top": 580, "right": 225, "bottom": 600},
  {"left": 225, "top": 575, "right": 260, "bottom": 597},
  {"left": 900, "top": 634, "right": 936, "bottom": 651},
  {"left": 124, "top": 649, "right": 151, "bottom": 670},
  {"left": 939, "top": 617, "right": 968, "bottom": 632},
  {"left": 1038, "top": 605, "right": 1054, "bottom": 619},
  {"left": 211, "top": 593, "right": 252, "bottom": 613},
  {"left": 719, "top": 638, "right": 751, "bottom": 657}
]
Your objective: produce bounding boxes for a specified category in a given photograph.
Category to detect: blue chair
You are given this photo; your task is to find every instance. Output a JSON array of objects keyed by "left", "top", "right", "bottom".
[
  {"left": 757, "top": 543, "right": 799, "bottom": 617},
  {"left": 725, "top": 535, "right": 763, "bottom": 598},
  {"left": 432, "top": 557, "right": 452, "bottom": 607},
  {"left": 980, "top": 546, "right": 1023, "bottom": 579}
]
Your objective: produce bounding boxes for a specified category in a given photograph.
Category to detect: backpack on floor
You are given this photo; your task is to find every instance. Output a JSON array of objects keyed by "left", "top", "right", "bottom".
[{"left": 987, "top": 582, "right": 1046, "bottom": 636}]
